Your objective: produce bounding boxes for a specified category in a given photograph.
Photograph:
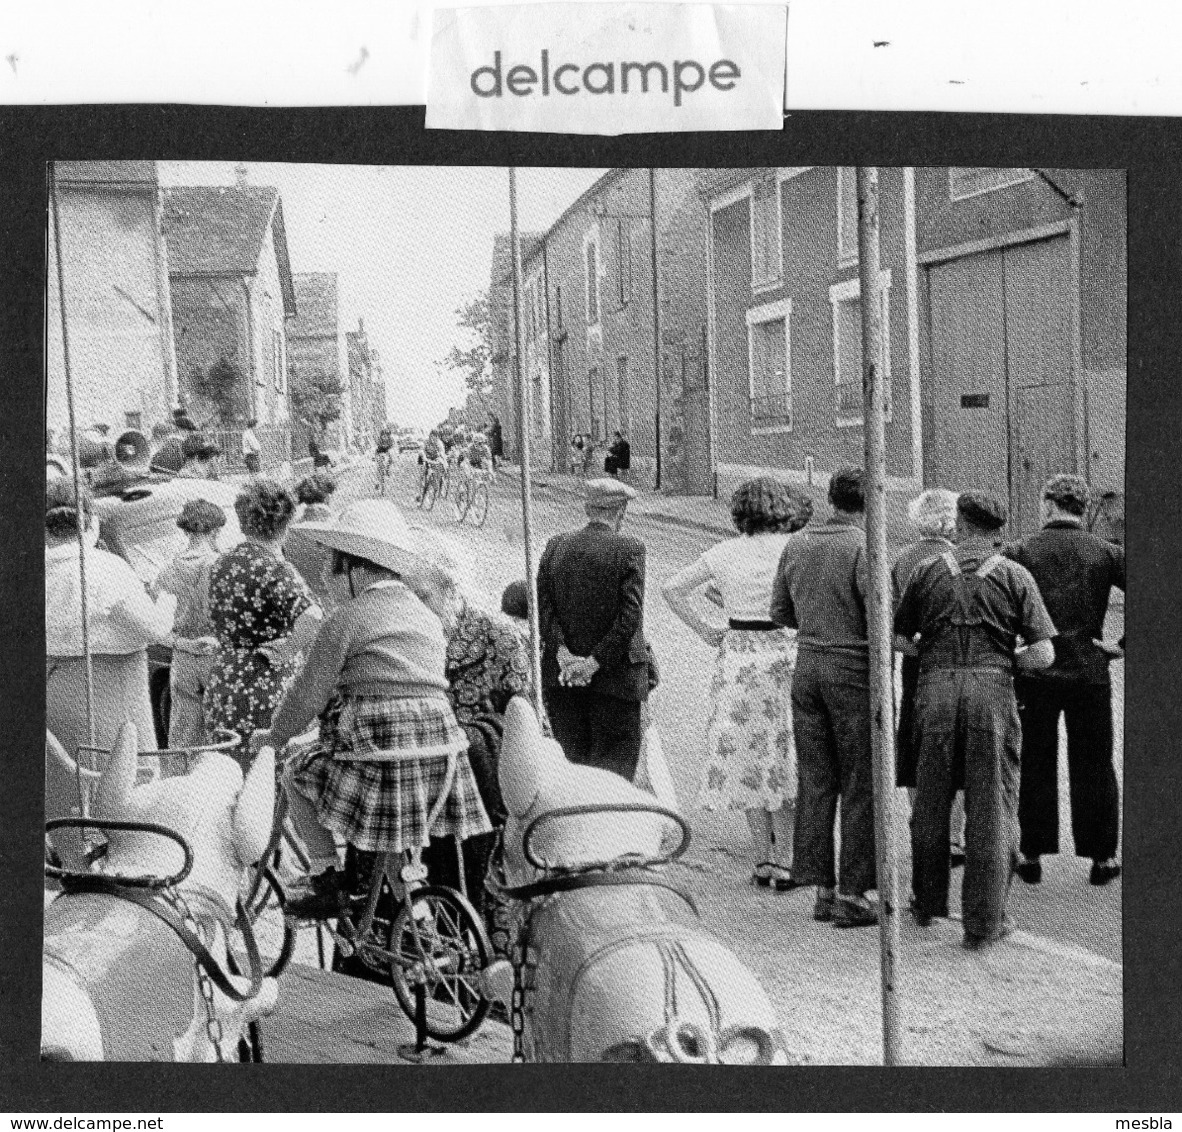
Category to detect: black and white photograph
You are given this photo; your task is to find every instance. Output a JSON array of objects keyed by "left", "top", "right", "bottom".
[{"left": 40, "top": 159, "right": 1126, "bottom": 1068}]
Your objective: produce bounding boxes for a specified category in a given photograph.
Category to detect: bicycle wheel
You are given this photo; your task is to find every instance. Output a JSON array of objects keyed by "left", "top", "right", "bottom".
[
  {"left": 388, "top": 885, "right": 491, "bottom": 1042},
  {"left": 453, "top": 480, "right": 470, "bottom": 523},
  {"left": 468, "top": 482, "right": 489, "bottom": 528}
]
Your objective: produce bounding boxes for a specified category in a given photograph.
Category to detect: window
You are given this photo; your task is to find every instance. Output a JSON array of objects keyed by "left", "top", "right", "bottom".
[
  {"left": 751, "top": 178, "right": 781, "bottom": 289},
  {"left": 616, "top": 220, "right": 634, "bottom": 305},
  {"left": 837, "top": 167, "right": 859, "bottom": 266},
  {"left": 523, "top": 283, "right": 535, "bottom": 341},
  {"left": 829, "top": 271, "right": 892, "bottom": 428},
  {"left": 272, "top": 328, "right": 285, "bottom": 392},
  {"left": 745, "top": 298, "right": 792, "bottom": 432},
  {"left": 535, "top": 283, "right": 545, "bottom": 339},
  {"left": 555, "top": 284, "right": 563, "bottom": 329},
  {"left": 616, "top": 355, "right": 629, "bottom": 434},
  {"left": 949, "top": 167, "right": 1034, "bottom": 201},
  {"left": 585, "top": 234, "right": 600, "bottom": 325}
]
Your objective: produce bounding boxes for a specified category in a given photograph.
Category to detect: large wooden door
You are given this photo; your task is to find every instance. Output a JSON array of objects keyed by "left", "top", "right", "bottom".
[
  {"left": 928, "top": 250, "right": 1011, "bottom": 505},
  {"left": 927, "top": 236, "right": 1075, "bottom": 536}
]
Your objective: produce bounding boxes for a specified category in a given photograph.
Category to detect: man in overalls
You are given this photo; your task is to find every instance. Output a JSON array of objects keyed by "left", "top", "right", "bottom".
[{"left": 894, "top": 492, "right": 1057, "bottom": 949}]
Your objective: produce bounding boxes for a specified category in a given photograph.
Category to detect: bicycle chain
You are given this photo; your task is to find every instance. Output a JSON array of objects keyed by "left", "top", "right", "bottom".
[{"left": 160, "top": 887, "right": 226, "bottom": 1062}]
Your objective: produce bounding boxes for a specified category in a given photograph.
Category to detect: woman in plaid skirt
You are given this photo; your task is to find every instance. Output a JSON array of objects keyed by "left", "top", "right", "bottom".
[{"left": 252, "top": 499, "right": 492, "bottom": 920}]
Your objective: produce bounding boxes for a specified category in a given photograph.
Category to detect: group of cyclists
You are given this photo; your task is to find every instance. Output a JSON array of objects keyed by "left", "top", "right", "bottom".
[{"left": 372, "top": 421, "right": 496, "bottom": 515}]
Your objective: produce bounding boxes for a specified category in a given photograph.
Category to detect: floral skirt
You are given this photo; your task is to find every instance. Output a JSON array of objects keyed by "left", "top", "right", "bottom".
[
  {"left": 697, "top": 628, "right": 798, "bottom": 813},
  {"left": 290, "top": 691, "right": 492, "bottom": 855},
  {"left": 204, "top": 645, "right": 298, "bottom": 748}
]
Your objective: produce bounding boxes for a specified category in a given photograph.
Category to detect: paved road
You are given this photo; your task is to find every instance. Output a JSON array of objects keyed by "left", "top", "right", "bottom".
[{"left": 331, "top": 454, "right": 1123, "bottom": 972}]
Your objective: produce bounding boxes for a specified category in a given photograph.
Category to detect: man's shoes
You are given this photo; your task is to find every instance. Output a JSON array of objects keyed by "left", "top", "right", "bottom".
[
  {"left": 833, "top": 892, "right": 878, "bottom": 929},
  {"left": 962, "top": 918, "right": 1016, "bottom": 951},
  {"left": 284, "top": 867, "right": 345, "bottom": 921},
  {"left": 813, "top": 887, "right": 836, "bottom": 922},
  {"left": 751, "top": 862, "right": 774, "bottom": 887},
  {"left": 1015, "top": 855, "right": 1042, "bottom": 885},
  {"left": 1090, "top": 859, "right": 1122, "bottom": 886}
]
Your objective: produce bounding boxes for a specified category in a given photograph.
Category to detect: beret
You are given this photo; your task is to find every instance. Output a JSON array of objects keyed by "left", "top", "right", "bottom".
[
  {"left": 1042, "top": 473, "right": 1090, "bottom": 514},
  {"left": 957, "top": 491, "right": 1007, "bottom": 531}
]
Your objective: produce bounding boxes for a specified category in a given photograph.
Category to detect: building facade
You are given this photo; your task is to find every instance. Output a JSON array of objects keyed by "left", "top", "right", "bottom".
[
  {"left": 288, "top": 272, "right": 351, "bottom": 455},
  {"left": 163, "top": 180, "right": 297, "bottom": 441},
  {"left": 345, "top": 318, "right": 388, "bottom": 450},
  {"left": 47, "top": 161, "right": 178, "bottom": 442}
]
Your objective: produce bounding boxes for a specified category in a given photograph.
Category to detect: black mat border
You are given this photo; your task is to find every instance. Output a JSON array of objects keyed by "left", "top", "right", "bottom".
[{"left": 1, "top": 106, "right": 1176, "bottom": 1112}]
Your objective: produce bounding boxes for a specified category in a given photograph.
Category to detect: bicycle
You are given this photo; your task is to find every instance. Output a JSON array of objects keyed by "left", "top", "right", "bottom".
[
  {"left": 242, "top": 744, "right": 494, "bottom": 1053},
  {"left": 417, "top": 458, "right": 447, "bottom": 511},
  {"left": 452, "top": 468, "right": 490, "bottom": 528}
]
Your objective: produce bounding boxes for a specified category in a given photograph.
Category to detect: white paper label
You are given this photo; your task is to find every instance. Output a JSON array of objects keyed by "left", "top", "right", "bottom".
[{"left": 426, "top": 3, "right": 787, "bottom": 133}]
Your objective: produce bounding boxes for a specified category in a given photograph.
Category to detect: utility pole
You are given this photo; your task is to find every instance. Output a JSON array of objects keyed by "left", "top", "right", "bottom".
[
  {"left": 856, "top": 166, "right": 903, "bottom": 1067},
  {"left": 649, "top": 168, "right": 662, "bottom": 490},
  {"left": 509, "top": 168, "right": 545, "bottom": 715}
]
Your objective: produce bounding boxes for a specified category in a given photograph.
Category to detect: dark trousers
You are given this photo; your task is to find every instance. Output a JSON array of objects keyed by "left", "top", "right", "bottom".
[
  {"left": 789, "top": 651, "right": 876, "bottom": 896},
  {"left": 912, "top": 668, "right": 1019, "bottom": 940},
  {"left": 243, "top": 452, "right": 261, "bottom": 474},
  {"left": 1015, "top": 677, "right": 1119, "bottom": 861},
  {"left": 543, "top": 685, "right": 642, "bottom": 782}
]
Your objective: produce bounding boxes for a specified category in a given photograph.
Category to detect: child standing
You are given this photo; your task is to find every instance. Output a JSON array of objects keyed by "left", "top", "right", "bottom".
[
  {"left": 150, "top": 498, "right": 226, "bottom": 749},
  {"left": 252, "top": 499, "right": 491, "bottom": 919}
]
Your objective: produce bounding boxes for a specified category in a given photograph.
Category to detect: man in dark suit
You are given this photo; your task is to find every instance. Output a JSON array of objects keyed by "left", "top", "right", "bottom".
[
  {"left": 536, "top": 478, "right": 649, "bottom": 781},
  {"left": 1006, "top": 473, "right": 1126, "bottom": 887}
]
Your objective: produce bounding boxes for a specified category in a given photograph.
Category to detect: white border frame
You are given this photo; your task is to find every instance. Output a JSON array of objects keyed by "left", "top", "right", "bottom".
[
  {"left": 830, "top": 269, "right": 892, "bottom": 428},
  {"left": 745, "top": 296, "right": 793, "bottom": 435}
]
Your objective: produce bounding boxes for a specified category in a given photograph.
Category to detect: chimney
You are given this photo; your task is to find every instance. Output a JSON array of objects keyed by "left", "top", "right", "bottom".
[{"left": 234, "top": 162, "right": 249, "bottom": 190}]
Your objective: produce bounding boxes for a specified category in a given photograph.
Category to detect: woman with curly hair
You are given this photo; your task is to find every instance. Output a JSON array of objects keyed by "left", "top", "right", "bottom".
[
  {"left": 286, "top": 472, "right": 339, "bottom": 599},
  {"left": 663, "top": 476, "right": 813, "bottom": 889},
  {"left": 203, "top": 478, "right": 322, "bottom": 765}
]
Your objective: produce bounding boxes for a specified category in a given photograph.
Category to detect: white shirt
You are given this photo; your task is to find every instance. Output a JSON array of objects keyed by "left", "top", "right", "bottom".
[
  {"left": 241, "top": 428, "right": 262, "bottom": 456},
  {"left": 667, "top": 532, "right": 794, "bottom": 622},
  {"left": 46, "top": 541, "right": 175, "bottom": 657}
]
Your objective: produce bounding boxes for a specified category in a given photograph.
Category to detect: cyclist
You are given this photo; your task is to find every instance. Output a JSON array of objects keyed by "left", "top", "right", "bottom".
[
  {"left": 465, "top": 431, "right": 494, "bottom": 485},
  {"left": 250, "top": 499, "right": 492, "bottom": 919},
  {"left": 374, "top": 424, "right": 394, "bottom": 492},
  {"left": 416, "top": 429, "right": 447, "bottom": 502}
]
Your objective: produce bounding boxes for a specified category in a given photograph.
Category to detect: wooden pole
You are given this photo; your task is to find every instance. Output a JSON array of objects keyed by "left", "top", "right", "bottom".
[
  {"left": 856, "top": 166, "right": 903, "bottom": 1066},
  {"left": 509, "top": 168, "right": 545, "bottom": 716},
  {"left": 49, "top": 162, "right": 98, "bottom": 792}
]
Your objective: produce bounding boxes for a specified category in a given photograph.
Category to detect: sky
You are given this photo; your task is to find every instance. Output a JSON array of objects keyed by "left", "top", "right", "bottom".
[{"left": 159, "top": 162, "right": 606, "bottom": 431}]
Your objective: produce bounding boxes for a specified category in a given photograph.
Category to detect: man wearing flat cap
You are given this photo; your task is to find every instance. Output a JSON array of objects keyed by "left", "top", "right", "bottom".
[
  {"left": 895, "top": 491, "right": 1057, "bottom": 949},
  {"left": 536, "top": 477, "right": 650, "bottom": 780},
  {"left": 1006, "top": 473, "right": 1126, "bottom": 888}
]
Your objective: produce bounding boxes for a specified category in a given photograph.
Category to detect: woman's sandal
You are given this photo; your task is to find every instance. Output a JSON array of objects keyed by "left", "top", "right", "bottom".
[
  {"left": 751, "top": 862, "right": 776, "bottom": 887},
  {"left": 768, "top": 864, "right": 798, "bottom": 891}
]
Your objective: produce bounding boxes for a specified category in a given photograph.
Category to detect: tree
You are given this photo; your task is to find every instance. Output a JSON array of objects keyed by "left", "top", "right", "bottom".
[
  {"left": 190, "top": 356, "right": 247, "bottom": 424},
  {"left": 289, "top": 364, "right": 343, "bottom": 441},
  {"left": 440, "top": 291, "right": 493, "bottom": 410}
]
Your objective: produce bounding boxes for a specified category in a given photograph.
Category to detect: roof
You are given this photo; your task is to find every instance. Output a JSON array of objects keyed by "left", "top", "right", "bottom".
[
  {"left": 163, "top": 185, "right": 297, "bottom": 316},
  {"left": 54, "top": 161, "right": 158, "bottom": 189},
  {"left": 490, "top": 232, "right": 544, "bottom": 287},
  {"left": 289, "top": 273, "right": 339, "bottom": 339}
]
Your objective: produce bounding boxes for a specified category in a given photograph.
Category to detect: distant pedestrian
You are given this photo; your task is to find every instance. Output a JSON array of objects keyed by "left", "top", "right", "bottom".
[
  {"left": 488, "top": 415, "right": 504, "bottom": 469},
  {"left": 536, "top": 478, "right": 649, "bottom": 781},
  {"left": 176, "top": 432, "right": 222, "bottom": 479},
  {"left": 1006, "top": 474, "right": 1126, "bottom": 887},
  {"left": 893, "top": 488, "right": 966, "bottom": 865},
  {"left": 895, "top": 492, "right": 1057, "bottom": 949},
  {"left": 172, "top": 406, "right": 198, "bottom": 433},
  {"left": 603, "top": 431, "right": 631, "bottom": 478},
  {"left": 150, "top": 499, "right": 225, "bottom": 750},
  {"left": 769, "top": 466, "right": 877, "bottom": 928},
  {"left": 241, "top": 418, "right": 262, "bottom": 475},
  {"left": 663, "top": 477, "right": 813, "bottom": 891}
]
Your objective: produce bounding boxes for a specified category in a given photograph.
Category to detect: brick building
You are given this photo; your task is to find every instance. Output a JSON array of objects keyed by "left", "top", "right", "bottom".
[
  {"left": 163, "top": 174, "right": 297, "bottom": 449},
  {"left": 345, "top": 318, "right": 388, "bottom": 450},
  {"left": 701, "top": 166, "right": 1126, "bottom": 537},
  {"left": 46, "top": 161, "right": 178, "bottom": 442},
  {"left": 288, "top": 272, "right": 351, "bottom": 455}
]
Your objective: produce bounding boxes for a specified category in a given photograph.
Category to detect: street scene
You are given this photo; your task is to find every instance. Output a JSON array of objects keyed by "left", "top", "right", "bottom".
[{"left": 43, "top": 162, "right": 1125, "bottom": 1066}]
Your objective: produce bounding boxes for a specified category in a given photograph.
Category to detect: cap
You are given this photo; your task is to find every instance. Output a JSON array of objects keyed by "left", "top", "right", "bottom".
[
  {"left": 957, "top": 491, "right": 1008, "bottom": 531},
  {"left": 1042, "top": 473, "right": 1090, "bottom": 516},
  {"left": 501, "top": 580, "right": 529, "bottom": 619},
  {"left": 585, "top": 478, "right": 637, "bottom": 508}
]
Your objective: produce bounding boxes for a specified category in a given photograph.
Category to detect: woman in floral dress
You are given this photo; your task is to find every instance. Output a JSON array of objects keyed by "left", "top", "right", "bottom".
[
  {"left": 663, "top": 478, "right": 813, "bottom": 890},
  {"left": 204, "top": 478, "right": 323, "bottom": 767}
]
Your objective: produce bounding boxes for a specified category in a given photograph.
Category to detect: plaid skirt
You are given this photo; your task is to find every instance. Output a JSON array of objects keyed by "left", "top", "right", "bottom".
[{"left": 290, "top": 691, "right": 492, "bottom": 854}]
